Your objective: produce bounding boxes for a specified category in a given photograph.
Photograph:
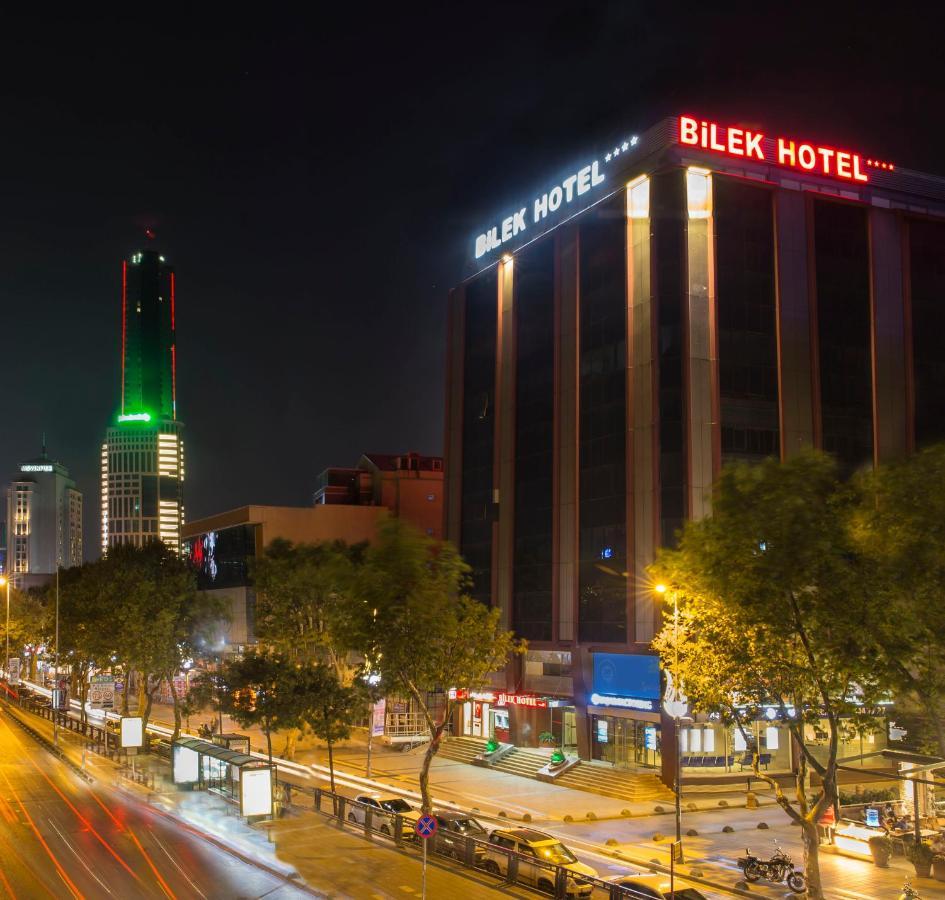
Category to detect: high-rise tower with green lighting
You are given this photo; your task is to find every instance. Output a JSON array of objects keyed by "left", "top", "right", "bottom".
[{"left": 101, "top": 245, "right": 185, "bottom": 554}]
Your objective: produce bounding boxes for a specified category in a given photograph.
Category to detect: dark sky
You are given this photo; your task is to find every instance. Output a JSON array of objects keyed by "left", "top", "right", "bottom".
[{"left": 1, "top": 7, "right": 941, "bottom": 559}]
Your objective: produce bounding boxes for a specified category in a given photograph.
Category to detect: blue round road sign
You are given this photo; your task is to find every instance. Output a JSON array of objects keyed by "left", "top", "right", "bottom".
[{"left": 415, "top": 815, "right": 438, "bottom": 839}]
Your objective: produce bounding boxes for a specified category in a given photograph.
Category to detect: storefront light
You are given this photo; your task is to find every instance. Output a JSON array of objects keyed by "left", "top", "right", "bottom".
[
  {"left": 686, "top": 167, "right": 712, "bottom": 219},
  {"left": 626, "top": 174, "right": 650, "bottom": 219}
]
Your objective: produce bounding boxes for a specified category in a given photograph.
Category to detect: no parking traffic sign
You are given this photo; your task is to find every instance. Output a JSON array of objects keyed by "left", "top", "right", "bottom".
[{"left": 415, "top": 815, "right": 437, "bottom": 839}]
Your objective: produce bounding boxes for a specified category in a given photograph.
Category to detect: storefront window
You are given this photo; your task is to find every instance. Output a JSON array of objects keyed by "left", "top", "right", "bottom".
[
  {"left": 680, "top": 721, "right": 791, "bottom": 773},
  {"left": 592, "top": 715, "right": 661, "bottom": 769}
]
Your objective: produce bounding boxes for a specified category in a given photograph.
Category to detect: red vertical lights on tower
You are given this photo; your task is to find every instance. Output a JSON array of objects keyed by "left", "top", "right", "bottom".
[{"left": 121, "top": 259, "right": 127, "bottom": 415}]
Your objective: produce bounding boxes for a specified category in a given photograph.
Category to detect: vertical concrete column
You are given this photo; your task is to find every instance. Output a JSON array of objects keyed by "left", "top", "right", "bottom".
[
  {"left": 869, "top": 208, "right": 908, "bottom": 462},
  {"left": 685, "top": 169, "right": 718, "bottom": 521},
  {"left": 556, "top": 228, "right": 579, "bottom": 643},
  {"left": 627, "top": 177, "right": 657, "bottom": 644},
  {"left": 494, "top": 258, "right": 516, "bottom": 632},
  {"left": 774, "top": 189, "right": 815, "bottom": 456},
  {"left": 444, "top": 288, "right": 465, "bottom": 545}
]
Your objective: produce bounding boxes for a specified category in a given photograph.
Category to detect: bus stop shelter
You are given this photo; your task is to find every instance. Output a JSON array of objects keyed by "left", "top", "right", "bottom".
[{"left": 172, "top": 737, "right": 274, "bottom": 817}]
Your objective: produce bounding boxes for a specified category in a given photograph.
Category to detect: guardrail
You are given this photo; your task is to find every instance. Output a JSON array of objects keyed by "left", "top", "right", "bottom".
[{"left": 280, "top": 782, "right": 660, "bottom": 900}]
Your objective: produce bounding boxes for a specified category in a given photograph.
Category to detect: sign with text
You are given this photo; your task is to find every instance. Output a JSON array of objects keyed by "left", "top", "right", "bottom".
[
  {"left": 677, "top": 115, "right": 889, "bottom": 184},
  {"left": 8, "top": 658, "right": 20, "bottom": 686},
  {"left": 90, "top": 675, "right": 115, "bottom": 710},
  {"left": 449, "top": 688, "right": 548, "bottom": 709},
  {"left": 372, "top": 699, "right": 387, "bottom": 738}
]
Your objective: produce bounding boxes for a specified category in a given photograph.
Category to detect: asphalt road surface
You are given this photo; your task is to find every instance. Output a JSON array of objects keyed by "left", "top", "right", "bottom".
[{"left": 0, "top": 706, "right": 311, "bottom": 899}]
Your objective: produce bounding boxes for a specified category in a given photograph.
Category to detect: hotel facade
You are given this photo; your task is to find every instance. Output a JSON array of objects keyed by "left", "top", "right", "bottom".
[{"left": 443, "top": 115, "right": 945, "bottom": 785}]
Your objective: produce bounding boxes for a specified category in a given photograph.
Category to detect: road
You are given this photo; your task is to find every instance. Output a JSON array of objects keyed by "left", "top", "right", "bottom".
[{"left": 0, "top": 706, "right": 311, "bottom": 899}]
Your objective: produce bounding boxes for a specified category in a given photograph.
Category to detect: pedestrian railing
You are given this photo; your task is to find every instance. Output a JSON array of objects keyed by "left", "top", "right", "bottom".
[{"left": 280, "top": 783, "right": 659, "bottom": 899}]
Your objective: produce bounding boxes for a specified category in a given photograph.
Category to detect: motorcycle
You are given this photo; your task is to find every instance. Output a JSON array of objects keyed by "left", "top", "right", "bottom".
[
  {"left": 899, "top": 880, "right": 921, "bottom": 900},
  {"left": 737, "top": 846, "right": 806, "bottom": 894}
]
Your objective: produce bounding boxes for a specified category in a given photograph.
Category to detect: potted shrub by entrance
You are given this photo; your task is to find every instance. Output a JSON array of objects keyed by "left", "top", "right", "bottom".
[
  {"left": 907, "top": 840, "right": 934, "bottom": 878},
  {"left": 932, "top": 854, "right": 945, "bottom": 882},
  {"left": 868, "top": 835, "right": 892, "bottom": 868},
  {"left": 538, "top": 731, "right": 557, "bottom": 749}
]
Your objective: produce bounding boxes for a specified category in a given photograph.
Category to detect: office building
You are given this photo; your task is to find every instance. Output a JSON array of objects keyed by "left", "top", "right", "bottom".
[
  {"left": 101, "top": 246, "right": 185, "bottom": 552},
  {"left": 5, "top": 446, "right": 82, "bottom": 580},
  {"left": 443, "top": 115, "right": 934, "bottom": 784},
  {"left": 314, "top": 451, "right": 444, "bottom": 538}
]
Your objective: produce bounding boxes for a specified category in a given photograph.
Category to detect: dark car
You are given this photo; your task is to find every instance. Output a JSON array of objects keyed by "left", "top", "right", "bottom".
[{"left": 431, "top": 811, "right": 488, "bottom": 860}]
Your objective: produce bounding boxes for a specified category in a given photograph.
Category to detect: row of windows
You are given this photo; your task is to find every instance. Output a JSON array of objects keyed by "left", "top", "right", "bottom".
[{"left": 459, "top": 178, "right": 945, "bottom": 643}]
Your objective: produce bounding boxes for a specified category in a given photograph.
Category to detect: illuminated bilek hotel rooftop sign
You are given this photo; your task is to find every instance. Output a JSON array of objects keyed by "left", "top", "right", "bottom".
[{"left": 470, "top": 114, "right": 908, "bottom": 270}]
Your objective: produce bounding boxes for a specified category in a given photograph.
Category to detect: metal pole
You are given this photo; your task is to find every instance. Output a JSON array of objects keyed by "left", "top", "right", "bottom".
[
  {"left": 5, "top": 577, "right": 9, "bottom": 680},
  {"left": 54, "top": 568, "right": 60, "bottom": 745},
  {"left": 674, "top": 593, "right": 684, "bottom": 863},
  {"left": 422, "top": 834, "right": 427, "bottom": 900}
]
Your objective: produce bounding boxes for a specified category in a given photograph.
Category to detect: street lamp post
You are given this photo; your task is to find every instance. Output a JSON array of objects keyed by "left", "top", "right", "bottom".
[
  {"left": 1, "top": 574, "right": 10, "bottom": 680},
  {"left": 656, "top": 583, "right": 687, "bottom": 868}
]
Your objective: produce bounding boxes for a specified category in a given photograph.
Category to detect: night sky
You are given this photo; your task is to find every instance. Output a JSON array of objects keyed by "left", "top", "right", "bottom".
[{"left": 1, "top": 8, "right": 940, "bottom": 559}]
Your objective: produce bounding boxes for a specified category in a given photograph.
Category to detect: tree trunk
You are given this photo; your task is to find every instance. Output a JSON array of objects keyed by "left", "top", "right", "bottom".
[
  {"left": 122, "top": 669, "right": 131, "bottom": 715},
  {"left": 28, "top": 652, "right": 36, "bottom": 682},
  {"left": 265, "top": 726, "right": 273, "bottom": 769},
  {"left": 280, "top": 727, "right": 299, "bottom": 761},
  {"left": 418, "top": 717, "right": 447, "bottom": 815},
  {"left": 801, "top": 819, "right": 824, "bottom": 899},
  {"left": 169, "top": 676, "right": 182, "bottom": 741},
  {"left": 327, "top": 734, "right": 336, "bottom": 795}
]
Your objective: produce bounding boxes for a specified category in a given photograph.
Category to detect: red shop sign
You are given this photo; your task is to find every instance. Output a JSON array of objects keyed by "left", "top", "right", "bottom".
[{"left": 448, "top": 688, "right": 548, "bottom": 709}]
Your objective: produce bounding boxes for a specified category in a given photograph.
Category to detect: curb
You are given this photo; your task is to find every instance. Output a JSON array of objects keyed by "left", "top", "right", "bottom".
[{"left": 0, "top": 701, "right": 95, "bottom": 784}]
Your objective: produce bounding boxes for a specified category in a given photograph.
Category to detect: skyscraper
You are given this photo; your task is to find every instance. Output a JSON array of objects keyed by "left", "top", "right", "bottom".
[
  {"left": 5, "top": 444, "right": 82, "bottom": 579},
  {"left": 101, "top": 246, "right": 185, "bottom": 553}
]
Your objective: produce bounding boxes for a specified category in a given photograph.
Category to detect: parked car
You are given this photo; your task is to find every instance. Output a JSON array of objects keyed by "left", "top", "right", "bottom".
[
  {"left": 483, "top": 827, "right": 597, "bottom": 896},
  {"left": 347, "top": 794, "right": 418, "bottom": 835},
  {"left": 610, "top": 874, "right": 707, "bottom": 900},
  {"left": 430, "top": 810, "right": 488, "bottom": 860}
]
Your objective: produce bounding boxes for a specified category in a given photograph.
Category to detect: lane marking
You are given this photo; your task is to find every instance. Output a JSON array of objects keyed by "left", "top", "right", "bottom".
[
  {"left": 149, "top": 828, "right": 208, "bottom": 899},
  {"left": 47, "top": 817, "right": 113, "bottom": 895},
  {"left": 127, "top": 826, "right": 177, "bottom": 900},
  {"left": 0, "top": 764, "right": 85, "bottom": 899}
]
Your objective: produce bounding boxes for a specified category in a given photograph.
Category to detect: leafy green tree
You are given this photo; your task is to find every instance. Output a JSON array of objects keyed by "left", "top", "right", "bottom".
[
  {"left": 299, "top": 663, "right": 369, "bottom": 793},
  {"left": 852, "top": 444, "right": 945, "bottom": 756},
  {"left": 352, "top": 518, "right": 522, "bottom": 814},
  {"left": 218, "top": 650, "right": 305, "bottom": 768},
  {"left": 252, "top": 539, "right": 365, "bottom": 758},
  {"left": 1, "top": 586, "right": 52, "bottom": 682},
  {"left": 650, "top": 452, "right": 890, "bottom": 900}
]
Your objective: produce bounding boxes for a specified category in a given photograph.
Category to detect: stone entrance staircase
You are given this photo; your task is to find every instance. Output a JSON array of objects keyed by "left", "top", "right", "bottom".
[{"left": 437, "top": 736, "right": 675, "bottom": 804}]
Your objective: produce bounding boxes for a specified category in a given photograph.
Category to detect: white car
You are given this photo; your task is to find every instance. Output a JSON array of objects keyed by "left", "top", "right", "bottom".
[
  {"left": 347, "top": 794, "right": 418, "bottom": 835},
  {"left": 483, "top": 827, "right": 597, "bottom": 897}
]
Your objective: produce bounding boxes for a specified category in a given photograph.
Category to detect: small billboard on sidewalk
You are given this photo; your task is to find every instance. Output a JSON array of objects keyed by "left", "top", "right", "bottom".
[
  {"left": 8, "top": 658, "right": 20, "bottom": 685},
  {"left": 240, "top": 767, "right": 273, "bottom": 817},
  {"left": 121, "top": 716, "right": 143, "bottom": 748}
]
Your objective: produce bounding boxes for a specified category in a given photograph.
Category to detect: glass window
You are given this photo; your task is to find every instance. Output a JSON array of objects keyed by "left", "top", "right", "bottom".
[
  {"left": 814, "top": 200, "right": 873, "bottom": 470},
  {"left": 578, "top": 195, "right": 628, "bottom": 643},
  {"left": 460, "top": 271, "right": 498, "bottom": 605},
  {"left": 652, "top": 172, "right": 687, "bottom": 546},
  {"left": 513, "top": 239, "right": 555, "bottom": 641},
  {"left": 714, "top": 177, "right": 779, "bottom": 464},
  {"left": 908, "top": 219, "right": 945, "bottom": 447}
]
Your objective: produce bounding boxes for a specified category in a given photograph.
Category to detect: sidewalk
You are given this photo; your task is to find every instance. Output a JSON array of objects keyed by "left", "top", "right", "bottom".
[{"left": 145, "top": 701, "right": 945, "bottom": 899}]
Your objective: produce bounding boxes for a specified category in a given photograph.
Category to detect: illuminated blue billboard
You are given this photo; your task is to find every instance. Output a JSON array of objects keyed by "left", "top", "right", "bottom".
[{"left": 591, "top": 653, "right": 660, "bottom": 712}]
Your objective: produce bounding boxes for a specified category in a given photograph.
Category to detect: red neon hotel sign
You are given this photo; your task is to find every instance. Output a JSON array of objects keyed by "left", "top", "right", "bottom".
[{"left": 678, "top": 115, "right": 880, "bottom": 183}]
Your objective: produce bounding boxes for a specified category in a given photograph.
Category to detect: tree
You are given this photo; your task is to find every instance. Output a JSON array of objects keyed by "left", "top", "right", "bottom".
[
  {"left": 299, "top": 663, "right": 369, "bottom": 794},
  {"left": 852, "top": 444, "right": 945, "bottom": 756},
  {"left": 650, "top": 452, "right": 890, "bottom": 900},
  {"left": 218, "top": 651, "right": 305, "bottom": 769},
  {"left": 1, "top": 586, "right": 52, "bottom": 682},
  {"left": 352, "top": 518, "right": 522, "bottom": 814}
]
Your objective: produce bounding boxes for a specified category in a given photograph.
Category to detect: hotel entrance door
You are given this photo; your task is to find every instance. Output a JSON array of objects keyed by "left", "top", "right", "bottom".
[{"left": 594, "top": 716, "right": 661, "bottom": 769}]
